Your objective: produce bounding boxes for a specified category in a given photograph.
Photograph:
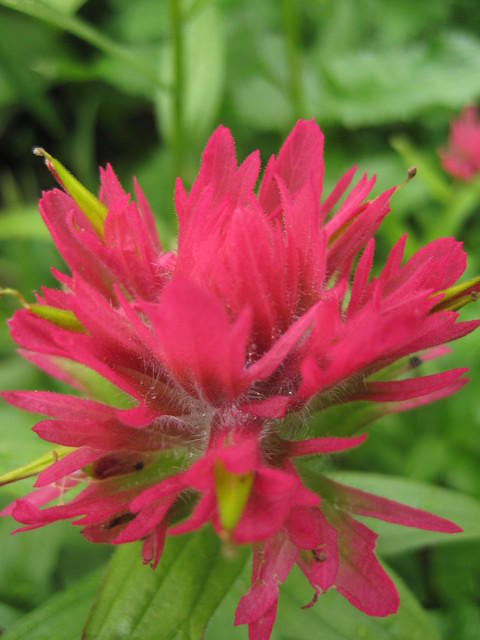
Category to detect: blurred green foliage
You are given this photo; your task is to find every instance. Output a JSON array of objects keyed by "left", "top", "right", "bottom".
[{"left": 0, "top": 0, "right": 480, "bottom": 637}]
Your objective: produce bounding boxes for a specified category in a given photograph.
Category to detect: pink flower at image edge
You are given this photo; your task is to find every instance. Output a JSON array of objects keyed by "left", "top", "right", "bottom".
[{"left": 440, "top": 106, "right": 480, "bottom": 180}]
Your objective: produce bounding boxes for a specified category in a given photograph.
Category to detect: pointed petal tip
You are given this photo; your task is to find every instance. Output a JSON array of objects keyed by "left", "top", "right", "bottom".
[
  {"left": 448, "top": 522, "right": 464, "bottom": 534},
  {"left": 32, "top": 147, "right": 53, "bottom": 166}
]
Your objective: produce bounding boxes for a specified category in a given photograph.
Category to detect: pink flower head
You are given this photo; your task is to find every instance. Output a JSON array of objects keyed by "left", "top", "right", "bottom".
[
  {"left": 2, "top": 121, "right": 478, "bottom": 639},
  {"left": 440, "top": 106, "right": 480, "bottom": 180}
]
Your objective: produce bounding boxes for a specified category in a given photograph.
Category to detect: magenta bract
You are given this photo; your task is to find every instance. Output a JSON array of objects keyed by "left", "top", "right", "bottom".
[{"left": 1, "top": 120, "right": 477, "bottom": 638}]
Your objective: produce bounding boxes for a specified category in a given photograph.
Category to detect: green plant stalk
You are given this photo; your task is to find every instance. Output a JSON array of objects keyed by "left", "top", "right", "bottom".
[
  {"left": 426, "top": 177, "right": 480, "bottom": 242},
  {"left": 0, "top": 0, "right": 170, "bottom": 92},
  {"left": 283, "top": 0, "right": 304, "bottom": 119},
  {"left": 169, "top": 0, "right": 185, "bottom": 182}
]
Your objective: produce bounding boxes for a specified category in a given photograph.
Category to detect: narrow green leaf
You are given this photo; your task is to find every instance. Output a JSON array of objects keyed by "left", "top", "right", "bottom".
[
  {"left": 328, "top": 472, "right": 480, "bottom": 555},
  {"left": 83, "top": 527, "right": 249, "bottom": 640},
  {"left": 1, "top": 569, "right": 104, "bottom": 640},
  {"left": 156, "top": 4, "right": 225, "bottom": 142},
  {"left": 293, "top": 400, "right": 384, "bottom": 440},
  {"left": 0, "top": 518, "right": 65, "bottom": 609},
  {"left": 0, "top": 0, "right": 168, "bottom": 91},
  {"left": 0, "top": 445, "right": 71, "bottom": 486},
  {"left": 41, "top": 0, "right": 86, "bottom": 13},
  {"left": 180, "top": 538, "right": 249, "bottom": 640},
  {"left": 51, "top": 358, "right": 135, "bottom": 408}
]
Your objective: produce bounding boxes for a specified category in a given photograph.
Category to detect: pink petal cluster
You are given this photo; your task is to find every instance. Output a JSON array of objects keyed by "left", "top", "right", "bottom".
[
  {"left": 440, "top": 106, "right": 480, "bottom": 180},
  {"left": 2, "top": 120, "right": 478, "bottom": 638}
]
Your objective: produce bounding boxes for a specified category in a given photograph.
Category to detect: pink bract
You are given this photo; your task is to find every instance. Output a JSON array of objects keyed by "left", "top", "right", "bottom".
[
  {"left": 440, "top": 106, "right": 480, "bottom": 180},
  {"left": 1, "top": 120, "right": 477, "bottom": 639}
]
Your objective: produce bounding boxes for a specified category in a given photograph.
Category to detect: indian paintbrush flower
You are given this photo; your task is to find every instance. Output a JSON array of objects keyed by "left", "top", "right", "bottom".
[
  {"left": 440, "top": 106, "right": 480, "bottom": 181},
  {"left": 1, "top": 120, "right": 479, "bottom": 639}
]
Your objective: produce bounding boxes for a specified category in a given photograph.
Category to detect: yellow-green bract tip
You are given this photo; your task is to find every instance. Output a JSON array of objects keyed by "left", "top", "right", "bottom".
[
  {"left": 29, "top": 304, "right": 85, "bottom": 332},
  {"left": 213, "top": 461, "right": 254, "bottom": 535},
  {"left": 434, "top": 275, "right": 480, "bottom": 312},
  {"left": 33, "top": 146, "right": 107, "bottom": 240}
]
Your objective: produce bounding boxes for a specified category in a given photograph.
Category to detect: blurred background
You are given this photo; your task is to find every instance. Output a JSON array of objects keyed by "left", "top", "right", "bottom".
[{"left": 0, "top": 0, "right": 479, "bottom": 638}]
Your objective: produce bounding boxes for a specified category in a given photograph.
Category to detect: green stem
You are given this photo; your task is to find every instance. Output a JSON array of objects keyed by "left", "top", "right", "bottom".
[
  {"left": 0, "top": 0, "right": 170, "bottom": 92},
  {"left": 283, "top": 0, "right": 304, "bottom": 119},
  {"left": 169, "top": 0, "right": 185, "bottom": 182}
]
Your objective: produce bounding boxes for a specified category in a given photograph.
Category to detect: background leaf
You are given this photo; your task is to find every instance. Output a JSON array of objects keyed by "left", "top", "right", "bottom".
[
  {"left": 328, "top": 472, "right": 480, "bottom": 555},
  {"left": 83, "top": 526, "right": 249, "bottom": 640},
  {"left": 1, "top": 568, "right": 104, "bottom": 640},
  {"left": 207, "top": 562, "right": 440, "bottom": 640},
  {"left": 0, "top": 206, "right": 49, "bottom": 240},
  {"left": 156, "top": 3, "right": 225, "bottom": 144}
]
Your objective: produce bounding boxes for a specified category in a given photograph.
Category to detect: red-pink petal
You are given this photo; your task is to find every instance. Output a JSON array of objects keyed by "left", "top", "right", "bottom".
[
  {"left": 287, "top": 434, "right": 367, "bottom": 457},
  {"left": 34, "top": 447, "right": 105, "bottom": 487},
  {"left": 323, "top": 477, "right": 462, "bottom": 533},
  {"left": 354, "top": 369, "right": 468, "bottom": 402},
  {"left": 332, "top": 513, "right": 400, "bottom": 616},
  {"left": 258, "top": 119, "right": 324, "bottom": 213}
]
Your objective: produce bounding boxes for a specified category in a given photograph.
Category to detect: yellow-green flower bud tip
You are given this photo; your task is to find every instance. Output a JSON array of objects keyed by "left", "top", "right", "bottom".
[
  {"left": 33, "top": 147, "right": 107, "bottom": 240},
  {"left": 29, "top": 304, "right": 85, "bottom": 332},
  {"left": 213, "top": 461, "right": 254, "bottom": 535},
  {"left": 433, "top": 275, "right": 480, "bottom": 312}
]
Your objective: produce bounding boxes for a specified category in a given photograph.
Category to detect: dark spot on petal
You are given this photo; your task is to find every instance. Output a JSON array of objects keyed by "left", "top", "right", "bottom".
[
  {"left": 312, "top": 549, "right": 327, "bottom": 562},
  {"left": 104, "top": 512, "right": 136, "bottom": 530},
  {"left": 409, "top": 356, "right": 422, "bottom": 369},
  {"left": 93, "top": 454, "right": 145, "bottom": 479}
]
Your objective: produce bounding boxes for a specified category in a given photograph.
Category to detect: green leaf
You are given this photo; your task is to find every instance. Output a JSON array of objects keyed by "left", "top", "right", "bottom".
[
  {"left": 0, "top": 601, "right": 23, "bottom": 631},
  {"left": 309, "top": 32, "right": 480, "bottom": 126},
  {"left": 41, "top": 0, "right": 86, "bottom": 13},
  {"left": 0, "top": 0, "right": 167, "bottom": 91},
  {"left": 156, "top": 3, "right": 225, "bottom": 142},
  {"left": 0, "top": 12, "right": 62, "bottom": 132},
  {"left": 276, "top": 564, "right": 439, "bottom": 640},
  {"left": 83, "top": 527, "right": 249, "bottom": 640},
  {"left": 328, "top": 472, "right": 480, "bottom": 555},
  {"left": 44, "top": 358, "right": 133, "bottom": 408},
  {"left": 300, "top": 400, "right": 384, "bottom": 439},
  {"left": 0, "top": 518, "right": 66, "bottom": 609},
  {"left": 207, "top": 561, "right": 439, "bottom": 640},
  {"left": 0, "top": 406, "right": 51, "bottom": 480},
  {"left": 0, "top": 206, "right": 50, "bottom": 240},
  {"left": 1, "top": 568, "right": 104, "bottom": 640},
  {"left": 232, "top": 76, "right": 292, "bottom": 132}
]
